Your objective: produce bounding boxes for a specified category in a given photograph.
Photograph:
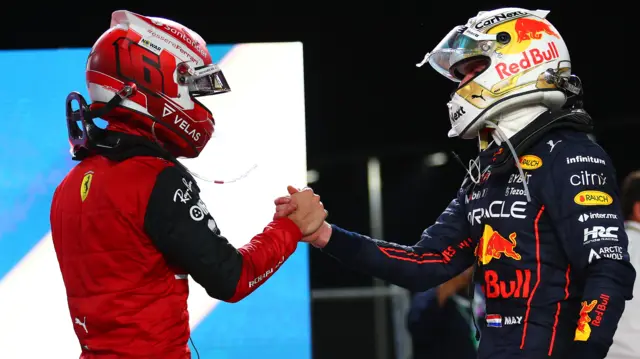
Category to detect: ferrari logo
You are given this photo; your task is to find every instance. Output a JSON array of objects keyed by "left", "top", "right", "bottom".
[{"left": 80, "top": 171, "right": 94, "bottom": 202}]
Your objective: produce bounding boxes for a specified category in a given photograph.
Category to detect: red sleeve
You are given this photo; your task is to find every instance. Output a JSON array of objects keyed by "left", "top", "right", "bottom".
[{"left": 230, "top": 218, "right": 301, "bottom": 302}]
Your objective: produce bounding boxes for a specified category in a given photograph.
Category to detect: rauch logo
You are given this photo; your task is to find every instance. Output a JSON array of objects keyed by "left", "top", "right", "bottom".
[
  {"left": 519, "top": 155, "right": 542, "bottom": 170},
  {"left": 573, "top": 191, "right": 613, "bottom": 206}
]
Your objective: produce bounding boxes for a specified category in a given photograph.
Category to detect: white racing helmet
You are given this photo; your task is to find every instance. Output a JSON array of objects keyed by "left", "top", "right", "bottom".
[{"left": 418, "top": 8, "right": 573, "bottom": 139}]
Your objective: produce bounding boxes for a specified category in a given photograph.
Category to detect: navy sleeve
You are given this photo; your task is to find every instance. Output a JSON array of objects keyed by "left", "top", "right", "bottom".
[
  {"left": 407, "top": 289, "right": 446, "bottom": 335},
  {"left": 540, "top": 139, "right": 636, "bottom": 359},
  {"left": 321, "top": 191, "right": 475, "bottom": 292}
]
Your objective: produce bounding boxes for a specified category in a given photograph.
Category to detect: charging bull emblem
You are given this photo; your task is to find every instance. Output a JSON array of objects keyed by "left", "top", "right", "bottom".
[
  {"left": 575, "top": 300, "right": 598, "bottom": 341},
  {"left": 475, "top": 225, "right": 521, "bottom": 265},
  {"left": 515, "top": 18, "right": 559, "bottom": 43}
]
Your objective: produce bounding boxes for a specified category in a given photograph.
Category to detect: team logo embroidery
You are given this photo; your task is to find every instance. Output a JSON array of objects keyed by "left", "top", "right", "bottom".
[{"left": 80, "top": 171, "right": 94, "bottom": 202}]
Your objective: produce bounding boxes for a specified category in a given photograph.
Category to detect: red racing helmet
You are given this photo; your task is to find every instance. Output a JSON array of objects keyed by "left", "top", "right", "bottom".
[{"left": 84, "top": 10, "right": 230, "bottom": 158}]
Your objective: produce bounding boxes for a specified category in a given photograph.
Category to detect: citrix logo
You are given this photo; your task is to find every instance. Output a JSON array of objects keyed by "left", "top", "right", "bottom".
[{"left": 570, "top": 170, "right": 607, "bottom": 187}]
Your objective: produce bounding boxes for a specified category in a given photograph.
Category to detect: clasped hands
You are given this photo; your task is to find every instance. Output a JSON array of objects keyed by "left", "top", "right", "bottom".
[{"left": 273, "top": 186, "right": 332, "bottom": 248}]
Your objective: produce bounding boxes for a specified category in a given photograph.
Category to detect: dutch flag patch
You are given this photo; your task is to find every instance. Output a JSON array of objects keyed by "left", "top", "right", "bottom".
[{"left": 486, "top": 314, "right": 502, "bottom": 328}]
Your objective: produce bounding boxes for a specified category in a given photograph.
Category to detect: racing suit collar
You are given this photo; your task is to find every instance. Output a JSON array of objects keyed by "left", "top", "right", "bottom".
[
  {"left": 78, "top": 129, "right": 186, "bottom": 169},
  {"left": 485, "top": 105, "right": 593, "bottom": 175},
  {"left": 459, "top": 104, "right": 593, "bottom": 192},
  {"left": 490, "top": 105, "right": 549, "bottom": 146},
  {"left": 93, "top": 130, "right": 197, "bottom": 182}
]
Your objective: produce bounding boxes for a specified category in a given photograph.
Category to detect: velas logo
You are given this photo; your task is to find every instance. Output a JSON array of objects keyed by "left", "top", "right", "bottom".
[
  {"left": 495, "top": 42, "right": 560, "bottom": 80},
  {"left": 574, "top": 191, "right": 613, "bottom": 206},
  {"left": 519, "top": 155, "right": 542, "bottom": 170},
  {"left": 163, "top": 103, "right": 202, "bottom": 142}
]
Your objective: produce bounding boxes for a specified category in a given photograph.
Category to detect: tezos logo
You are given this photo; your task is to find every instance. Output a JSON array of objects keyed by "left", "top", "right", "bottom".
[
  {"left": 574, "top": 191, "right": 613, "bottom": 206},
  {"left": 519, "top": 155, "right": 542, "bottom": 170}
]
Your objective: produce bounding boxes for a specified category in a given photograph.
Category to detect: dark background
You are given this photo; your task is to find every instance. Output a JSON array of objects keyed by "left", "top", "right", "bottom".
[{"left": 6, "top": 1, "right": 638, "bottom": 358}]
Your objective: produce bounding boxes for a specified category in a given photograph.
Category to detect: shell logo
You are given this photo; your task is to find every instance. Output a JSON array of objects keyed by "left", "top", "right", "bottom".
[{"left": 488, "top": 17, "right": 560, "bottom": 55}]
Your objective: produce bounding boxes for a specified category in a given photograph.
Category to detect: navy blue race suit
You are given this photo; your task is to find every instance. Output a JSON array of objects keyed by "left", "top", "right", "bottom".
[{"left": 321, "top": 108, "right": 636, "bottom": 359}]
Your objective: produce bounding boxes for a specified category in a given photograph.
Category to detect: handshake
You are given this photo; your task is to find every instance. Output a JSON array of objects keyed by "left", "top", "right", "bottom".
[{"left": 273, "top": 186, "right": 332, "bottom": 248}]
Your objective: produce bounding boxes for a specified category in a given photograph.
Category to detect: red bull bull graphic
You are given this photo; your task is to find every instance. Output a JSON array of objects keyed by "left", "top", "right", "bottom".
[
  {"left": 488, "top": 17, "right": 560, "bottom": 56},
  {"left": 475, "top": 224, "right": 521, "bottom": 265},
  {"left": 575, "top": 300, "right": 597, "bottom": 341},
  {"left": 495, "top": 42, "right": 560, "bottom": 80},
  {"left": 515, "top": 18, "right": 559, "bottom": 43},
  {"left": 575, "top": 294, "right": 610, "bottom": 341},
  {"left": 483, "top": 269, "right": 531, "bottom": 299}
]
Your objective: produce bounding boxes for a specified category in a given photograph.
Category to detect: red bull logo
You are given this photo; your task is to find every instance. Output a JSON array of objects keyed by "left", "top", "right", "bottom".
[
  {"left": 488, "top": 17, "right": 561, "bottom": 56},
  {"left": 515, "top": 18, "right": 559, "bottom": 43},
  {"left": 575, "top": 294, "right": 609, "bottom": 341},
  {"left": 483, "top": 269, "right": 531, "bottom": 299},
  {"left": 495, "top": 42, "right": 560, "bottom": 80},
  {"left": 475, "top": 224, "right": 521, "bottom": 265},
  {"left": 575, "top": 300, "right": 597, "bottom": 341}
]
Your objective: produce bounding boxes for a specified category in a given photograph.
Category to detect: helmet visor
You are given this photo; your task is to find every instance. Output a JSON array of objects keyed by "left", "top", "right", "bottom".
[
  {"left": 188, "top": 63, "right": 231, "bottom": 97},
  {"left": 425, "top": 26, "right": 498, "bottom": 82}
]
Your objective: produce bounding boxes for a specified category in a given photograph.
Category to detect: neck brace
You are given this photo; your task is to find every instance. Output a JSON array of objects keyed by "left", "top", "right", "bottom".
[{"left": 490, "top": 105, "right": 549, "bottom": 145}]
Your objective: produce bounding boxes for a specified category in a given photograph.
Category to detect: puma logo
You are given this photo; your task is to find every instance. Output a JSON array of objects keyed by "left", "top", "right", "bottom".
[
  {"left": 547, "top": 140, "right": 562, "bottom": 152},
  {"left": 75, "top": 317, "right": 88, "bottom": 334},
  {"left": 471, "top": 90, "right": 485, "bottom": 101}
]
